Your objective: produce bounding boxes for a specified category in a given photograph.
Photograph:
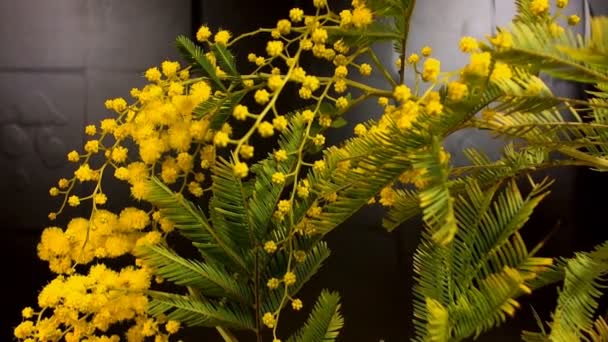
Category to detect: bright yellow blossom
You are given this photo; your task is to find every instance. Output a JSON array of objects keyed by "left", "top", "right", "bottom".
[
  {"left": 266, "top": 40, "right": 284, "bottom": 57},
  {"left": 530, "top": 0, "right": 549, "bottom": 15},
  {"left": 459, "top": 36, "right": 479, "bottom": 53},
  {"left": 233, "top": 162, "right": 249, "bottom": 178},
  {"left": 258, "top": 122, "right": 274, "bottom": 137},
  {"left": 447, "top": 81, "right": 469, "bottom": 102},
  {"left": 196, "top": 25, "right": 212, "bottom": 41},
  {"left": 214, "top": 30, "right": 231, "bottom": 45},
  {"left": 352, "top": 5, "right": 373, "bottom": 28},
  {"left": 264, "top": 240, "right": 278, "bottom": 253},
  {"left": 283, "top": 271, "right": 296, "bottom": 286},
  {"left": 393, "top": 84, "right": 412, "bottom": 102},
  {"left": 255, "top": 89, "right": 270, "bottom": 104},
  {"left": 422, "top": 58, "right": 440, "bottom": 82},
  {"left": 289, "top": 8, "right": 304, "bottom": 22}
]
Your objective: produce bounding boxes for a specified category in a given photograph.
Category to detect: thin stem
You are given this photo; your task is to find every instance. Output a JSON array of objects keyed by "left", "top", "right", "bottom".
[
  {"left": 216, "top": 327, "right": 239, "bottom": 342},
  {"left": 368, "top": 49, "right": 397, "bottom": 87},
  {"left": 399, "top": 0, "right": 416, "bottom": 84}
]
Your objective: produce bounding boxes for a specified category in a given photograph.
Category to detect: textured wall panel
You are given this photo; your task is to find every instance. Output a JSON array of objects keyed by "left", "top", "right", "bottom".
[
  {"left": 0, "top": 72, "right": 86, "bottom": 228},
  {"left": 0, "top": 1, "right": 190, "bottom": 231}
]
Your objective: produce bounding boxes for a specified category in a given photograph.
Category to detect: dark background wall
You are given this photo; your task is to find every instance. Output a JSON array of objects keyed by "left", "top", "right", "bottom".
[{"left": 2, "top": 1, "right": 608, "bottom": 341}]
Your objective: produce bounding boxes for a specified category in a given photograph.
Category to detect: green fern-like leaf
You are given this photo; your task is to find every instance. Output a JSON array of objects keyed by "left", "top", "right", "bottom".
[
  {"left": 491, "top": 21, "right": 608, "bottom": 84},
  {"left": 548, "top": 251, "right": 608, "bottom": 341},
  {"left": 287, "top": 290, "right": 344, "bottom": 342},
  {"left": 148, "top": 291, "right": 255, "bottom": 330},
  {"left": 176, "top": 35, "right": 225, "bottom": 90},
  {"left": 143, "top": 177, "right": 250, "bottom": 275},
  {"left": 413, "top": 137, "right": 457, "bottom": 245},
  {"left": 135, "top": 244, "right": 252, "bottom": 303},
  {"left": 413, "top": 179, "right": 553, "bottom": 341},
  {"left": 261, "top": 241, "right": 331, "bottom": 313}
]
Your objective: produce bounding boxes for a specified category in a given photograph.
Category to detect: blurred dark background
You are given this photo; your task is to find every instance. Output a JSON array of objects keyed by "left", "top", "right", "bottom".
[{"left": 2, "top": 0, "right": 608, "bottom": 341}]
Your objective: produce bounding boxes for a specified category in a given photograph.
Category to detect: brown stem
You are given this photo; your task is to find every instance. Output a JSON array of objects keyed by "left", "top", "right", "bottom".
[{"left": 399, "top": 0, "right": 416, "bottom": 84}]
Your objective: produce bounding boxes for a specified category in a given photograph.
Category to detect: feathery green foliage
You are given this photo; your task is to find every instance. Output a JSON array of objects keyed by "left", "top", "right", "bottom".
[{"left": 287, "top": 291, "right": 344, "bottom": 342}]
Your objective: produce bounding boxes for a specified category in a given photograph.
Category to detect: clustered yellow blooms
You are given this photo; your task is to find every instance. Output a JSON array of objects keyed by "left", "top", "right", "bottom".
[
  {"left": 14, "top": 262, "right": 180, "bottom": 342},
  {"left": 17, "top": 0, "right": 580, "bottom": 340}
]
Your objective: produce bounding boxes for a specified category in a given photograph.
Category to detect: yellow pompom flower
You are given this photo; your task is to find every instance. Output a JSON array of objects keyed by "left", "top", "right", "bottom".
[
  {"left": 213, "top": 131, "right": 230, "bottom": 147},
  {"left": 74, "top": 164, "right": 96, "bottom": 182},
  {"left": 292, "top": 299, "right": 303, "bottom": 311},
  {"left": 268, "top": 75, "right": 283, "bottom": 92},
  {"left": 393, "top": 84, "right": 412, "bottom": 102},
  {"left": 94, "top": 193, "right": 107, "bottom": 205},
  {"left": 214, "top": 30, "right": 231, "bottom": 45},
  {"left": 240, "top": 144, "right": 254, "bottom": 159},
  {"left": 447, "top": 81, "right": 469, "bottom": 102},
  {"left": 311, "top": 28, "right": 328, "bottom": 44},
  {"left": 530, "top": 0, "right": 549, "bottom": 15},
  {"left": 336, "top": 96, "right": 348, "bottom": 110},
  {"left": 58, "top": 178, "right": 69, "bottom": 189},
  {"left": 422, "top": 58, "right": 440, "bottom": 82},
  {"left": 283, "top": 271, "right": 296, "bottom": 286},
  {"left": 114, "top": 167, "right": 130, "bottom": 181},
  {"left": 303, "top": 76, "right": 320, "bottom": 91},
  {"left": 459, "top": 36, "right": 479, "bottom": 53},
  {"left": 267, "top": 277, "right": 280, "bottom": 289},
  {"left": 233, "top": 162, "right": 249, "bottom": 178},
  {"left": 272, "top": 172, "right": 286, "bottom": 185},
  {"left": 276, "top": 19, "right": 291, "bottom": 35},
  {"left": 258, "top": 122, "right": 274, "bottom": 138},
  {"left": 233, "top": 104, "right": 249, "bottom": 120},
  {"left": 557, "top": 0, "right": 568, "bottom": 8},
  {"left": 274, "top": 149, "right": 288, "bottom": 162},
  {"left": 165, "top": 321, "right": 180, "bottom": 334},
  {"left": 340, "top": 10, "right": 352, "bottom": 26},
  {"left": 334, "top": 65, "right": 348, "bottom": 78},
  {"left": 426, "top": 100, "right": 443, "bottom": 115},
  {"left": 334, "top": 79, "right": 347, "bottom": 93},
  {"left": 407, "top": 53, "right": 420, "bottom": 64},
  {"left": 289, "top": 8, "right": 304, "bottom": 22},
  {"left": 354, "top": 123, "right": 367, "bottom": 136},
  {"left": 85, "top": 125, "right": 96, "bottom": 136},
  {"left": 568, "top": 15, "right": 581, "bottom": 26},
  {"left": 111, "top": 146, "right": 129, "bottom": 163},
  {"left": 196, "top": 25, "right": 212, "bottom": 42},
  {"left": 161, "top": 61, "right": 180, "bottom": 78},
  {"left": 49, "top": 187, "right": 59, "bottom": 196},
  {"left": 67, "top": 150, "right": 80, "bottom": 162},
  {"left": 264, "top": 240, "right": 278, "bottom": 253},
  {"left": 262, "top": 312, "right": 276, "bottom": 328},
  {"left": 68, "top": 195, "right": 80, "bottom": 207},
  {"left": 466, "top": 52, "right": 492, "bottom": 76},
  {"left": 421, "top": 46, "right": 432, "bottom": 57},
  {"left": 352, "top": 5, "right": 373, "bottom": 28},
  {"left": 313, "top": 160, "right": 326, "bottom": 171},
  {"left": 84, "top": 140, "right": 100, "bottom": 154},
  {"left": 266, "top": 40, "right": 284, "bottom": 57},
  {"left": 144, "top": 67, "right": 162, "bottom": 82},
  {"left": 273, "top": 115, "right": 288, "bottom": 131},
  {"left": 255, "top": 89, "right": 270, "bottom": 104},
  {"left": 302, "top": 109, "right": 315, "bottom": 123},
  {"left": 312, "top": 134, "right": 325, "bottom": 146},
  {"left": 21, "top": 307, "right": 34, "bottom": 319},
  {"left": 490, "top": 62, "right": 513, "bottom": 82},
  {"left": 359, "top": 63, "right": 372, "bottom": 76},
  {"left": 278, "top": 200, "right": 291, "bottom": 213}
]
